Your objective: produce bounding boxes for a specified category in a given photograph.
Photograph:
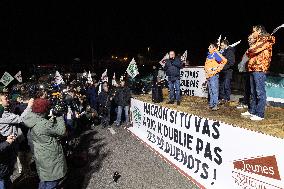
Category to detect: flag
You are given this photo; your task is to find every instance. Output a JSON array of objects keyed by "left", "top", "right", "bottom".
[
  {"left": 271, "top": 24, "right": 284, "bottom": 35},
  {"left": 82, "top": 70, "right": 87, "bottom": 78},
  {"left": 159, "top": 53, "right": 169, "bottom": 67},
  {"left": 14, "top": 71, "right": 22, "bottom": 83},
  {"left": 54, "top": 71, "right": 64, "bottom": 85},
  {"left": 98, "top": 82, "right": 102, "bottom": 94},
  {"left": 126, "top": 58, "right": 139, "bottom": 78},
  {"left": 101, "top": 69, "right": 108, "bottom": 82},
  {"left": 87, "top": 71, "right": 93, "bottom": 84},
  {"left": 229, "top": 40, "right": 241, "bottom": 48},
  {"left": 0, "top": 72, "right": 14, "bottom": 86},
  {"left": 217, "top": 34, "right": 222, "bottom": 48},
  {"left": 180, "top": 50, "right": 187, "bottom": 64},
  {"left": 112, "top": 72, "right": 118, "bottom": 86}
]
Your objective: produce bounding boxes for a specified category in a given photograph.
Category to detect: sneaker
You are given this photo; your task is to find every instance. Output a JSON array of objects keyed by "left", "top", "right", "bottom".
[
  {"left": 241, "top": 111, "right": 253, "bottom": 116},
  {"left": 250, "top": 115, "right": 264, "bottom": 121},
  {"left": 177, "top": 101, "right": 181, "bottom": 106},
  {"left": 211, "top": 106, "right": 219, "bottom": 111},
  {"left": 166, "top": 101, "right": 174, "bottom": 104},
  {"left": 236, "top": 104, "right": 248, "bottom": 109}
]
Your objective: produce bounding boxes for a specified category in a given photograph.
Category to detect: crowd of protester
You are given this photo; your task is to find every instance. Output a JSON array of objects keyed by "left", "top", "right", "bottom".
[
  {"left": 0, "top": 76, "right": 132, "bottom": 189},
  {"left": 0, "top": 24, "right": 278, "bottom": 189}
]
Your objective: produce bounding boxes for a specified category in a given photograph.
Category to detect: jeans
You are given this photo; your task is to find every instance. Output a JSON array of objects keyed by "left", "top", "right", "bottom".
[
  {"left": 168, "top": 80, "right": 180, "bottom": 101},
  {"left": 243, "top": 73, "right": 251, "bottom": 106},
  {"left": 219, "top": 73, "right": 231, "bottom": 101},
  {"left": 249, "top": 72, "right": 266, "bottom": 118},
  {"left": 0, "top": 178, "right": 11, "bottom": 189},
  {"left": 208, "top": 74, "right": 219, "bottom": 108},
  {"left": 39, "top": 178, "right": 63, "bottom": 189},
  {"left": 116, "top": 106, "right": 129, "bottom": 126}
]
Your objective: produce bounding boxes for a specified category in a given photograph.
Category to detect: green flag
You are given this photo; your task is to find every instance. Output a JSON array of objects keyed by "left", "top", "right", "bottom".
[{"left": 126, "top": 58, "right": 139, "bottom": 78}]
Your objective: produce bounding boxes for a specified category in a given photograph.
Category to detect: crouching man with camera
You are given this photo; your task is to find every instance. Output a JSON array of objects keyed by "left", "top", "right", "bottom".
[{"left": 22, "top": 99, "right": 67, "bottom": 189}]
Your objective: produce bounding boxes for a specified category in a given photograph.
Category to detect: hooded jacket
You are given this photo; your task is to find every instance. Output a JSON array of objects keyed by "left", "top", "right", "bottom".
[{"left": 22, "top": 112, "right": 67, "bottom": 181}]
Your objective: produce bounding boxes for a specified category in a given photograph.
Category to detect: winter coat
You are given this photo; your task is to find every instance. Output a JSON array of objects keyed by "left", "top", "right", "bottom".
[
  {"left": 114, "top": 87, "right": 131, "bottom": 107},
  {"left": 247, "top": 35, "right": 275, "bottom": 72},
  {"left": 86, "top": 86, "right": 98, "bottom": 109},
  {"left": 204, "top": 52, "right": 227, "bottom": 79},
  {"left": 220, "top": 47, "right": 235, "bottom": 79},
  {"left": 22, "top": 112, "right": 67, "bottom": 181},
  {"left": 98, "top": 91, "right": 112, "bottom": 108},
  {"left": 0, "top": 138, "right": 16, "bottom": 179},
  {"left": 164, "top": 58, "right": 182, "bottom": 81},
  {"left": 0, "top": 107, "right": 31, "bottom": 179}
]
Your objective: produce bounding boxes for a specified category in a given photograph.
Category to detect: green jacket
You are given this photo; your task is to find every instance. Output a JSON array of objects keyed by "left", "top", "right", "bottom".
[{"left": 23, "top": 112, "right": 67, "bottom": 181}]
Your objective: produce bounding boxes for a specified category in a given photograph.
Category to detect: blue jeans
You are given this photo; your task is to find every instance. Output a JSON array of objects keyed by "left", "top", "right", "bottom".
[
  {"left": 0, "top": 178, "right": 11, "bottom": 189},
  {"left": 249, "top": 72, "right": 266, "bottom": 118},
  {"left": 208, "top": 74, "right": 219, "bottom": 108},
  {"left": 168, "top": 80, "right": 180, "bottom": 101},
  {"left": 219, "top": 73, "right": 231, "bottom": 101},
  {"left": 39, "top": 179, "right": 62, "bottom": 189},
  {"left": 116, "top": 106, "right": 129, "bottom": 126}
]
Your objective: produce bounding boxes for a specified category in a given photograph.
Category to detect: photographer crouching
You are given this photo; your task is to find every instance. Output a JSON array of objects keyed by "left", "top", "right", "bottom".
[{"left": 22, "top": 98, "right": 67, "bottom": 189}]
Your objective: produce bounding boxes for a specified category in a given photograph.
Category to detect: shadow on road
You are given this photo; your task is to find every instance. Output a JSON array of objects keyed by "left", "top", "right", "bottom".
[{"left": 12, "top": 126, "right": 110, "bottom": 189}]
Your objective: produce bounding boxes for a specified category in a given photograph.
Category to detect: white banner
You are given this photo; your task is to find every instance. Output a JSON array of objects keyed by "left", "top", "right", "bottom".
[
  {"left": 129, "top": 98, "right": 284, "bottom": 189},
  {"left": 180, "top": 67, "right": 208, "bottom": 97}
]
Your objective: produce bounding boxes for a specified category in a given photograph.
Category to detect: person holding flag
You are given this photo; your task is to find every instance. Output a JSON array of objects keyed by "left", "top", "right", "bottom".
[
  {"left": 164, "top": 51, "right": 182, "bottom": 105},
  {"left": 241, "top": 25, "right": 276, "bottom": 121},
  {"left": 204, "top": 42, "right": 227, "bottom": 110}
]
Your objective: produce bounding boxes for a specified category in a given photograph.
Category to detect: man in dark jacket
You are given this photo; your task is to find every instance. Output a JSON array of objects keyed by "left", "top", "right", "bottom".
[
  {"left": 164, "top": 51, "right": 182, "bottom": 105},
  {"left": 98, "top": 84, "right": 113, "bottom": 127},
  {"left": 0, "top": 134, "right": 16, "bottom": 189},
  {"left": 220, "top": 40, "right": 235, "bottom": 102},
  {"left": 114, "top": 80, "right": 131, "bottom": 127},
  {"left": 86, "top": 82, "right": 98, "bottom": 110}
]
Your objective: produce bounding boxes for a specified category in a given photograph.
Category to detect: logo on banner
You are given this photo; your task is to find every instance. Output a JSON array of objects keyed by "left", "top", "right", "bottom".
[
  {"left": 232, "top": 155, "right": 282, "bottom": 189},
  {"left": 132, "top": 106, "right": 142, "bottom": 127}
]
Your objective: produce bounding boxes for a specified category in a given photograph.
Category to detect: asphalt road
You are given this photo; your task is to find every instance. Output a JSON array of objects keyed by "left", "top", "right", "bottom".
[
  {"left": 12, "top": 124, "right": 198, "bottom": 189},
  {"left": 83, "top": 125, "right": 198, "bottom": 189}
]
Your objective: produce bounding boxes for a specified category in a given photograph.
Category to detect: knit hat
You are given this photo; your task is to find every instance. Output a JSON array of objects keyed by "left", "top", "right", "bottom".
[{"left": 32, "top": 98, "right": 50, "bottom": 114}]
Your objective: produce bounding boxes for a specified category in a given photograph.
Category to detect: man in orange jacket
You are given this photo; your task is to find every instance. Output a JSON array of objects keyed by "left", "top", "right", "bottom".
[
  {"left": 241, "top": 25, "right": 275, "bottom": 121},
  {"left": 204, "top": 43, "right": 227, "bottom": 110}
]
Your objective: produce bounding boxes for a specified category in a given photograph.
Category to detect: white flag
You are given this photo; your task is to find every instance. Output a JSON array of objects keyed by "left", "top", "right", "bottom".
[
  {"left": 271, "top": 24, "right": 284, "bottom": 35},
  {"left": 14, "top": 71, "right": 22, "bottom": 83},
  {"left": 101, "top": 69, "right": 108, "bottom": 82},
  {"left": 126, "top": 58, "right": 139, "bottom": 78},
  {"left": 217, "top": 34, "right": 222, "bottom": 48},
  {"left": 159, "top": 53, "right": 169, "bottom": 67},
  {"left": 229, "top": 40, "right": 241, "bottom": 48},
  {"left": 82, "top": 70, "right": 87, "bottom": 78},
  {"left": 98, "top": 82, "right": 102, "bottom": 94},
  {"left": 112, "top": 72, "right": 117, "bottom": 86},
  {"left": 180, "top": 50, "right": 187, "bottom": 64},
  {"left": 87, "top": 71, "right": 93, "bottom": 84},
  {"left": 0, "top": 72, "right": 14, "bottom": 86},
  {"left": 54, "top": 71, "right": 64, "bottom": 85}
]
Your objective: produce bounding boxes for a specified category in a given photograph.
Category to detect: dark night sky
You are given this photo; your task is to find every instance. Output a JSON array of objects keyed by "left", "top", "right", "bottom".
[{"left": 2, "top": 1, "right": 284, "bottom": 66}]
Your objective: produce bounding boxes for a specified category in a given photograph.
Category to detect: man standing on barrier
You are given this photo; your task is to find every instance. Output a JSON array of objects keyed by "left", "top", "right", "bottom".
[
  {"left": 219, "top": 39, "right": 236, "bottom": 103},
  {"left": 241, "top": 25, "right": 275, "bottom": 121},
  {"left": 164, "top": 51, "right": 182, "bottom": 105}
]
